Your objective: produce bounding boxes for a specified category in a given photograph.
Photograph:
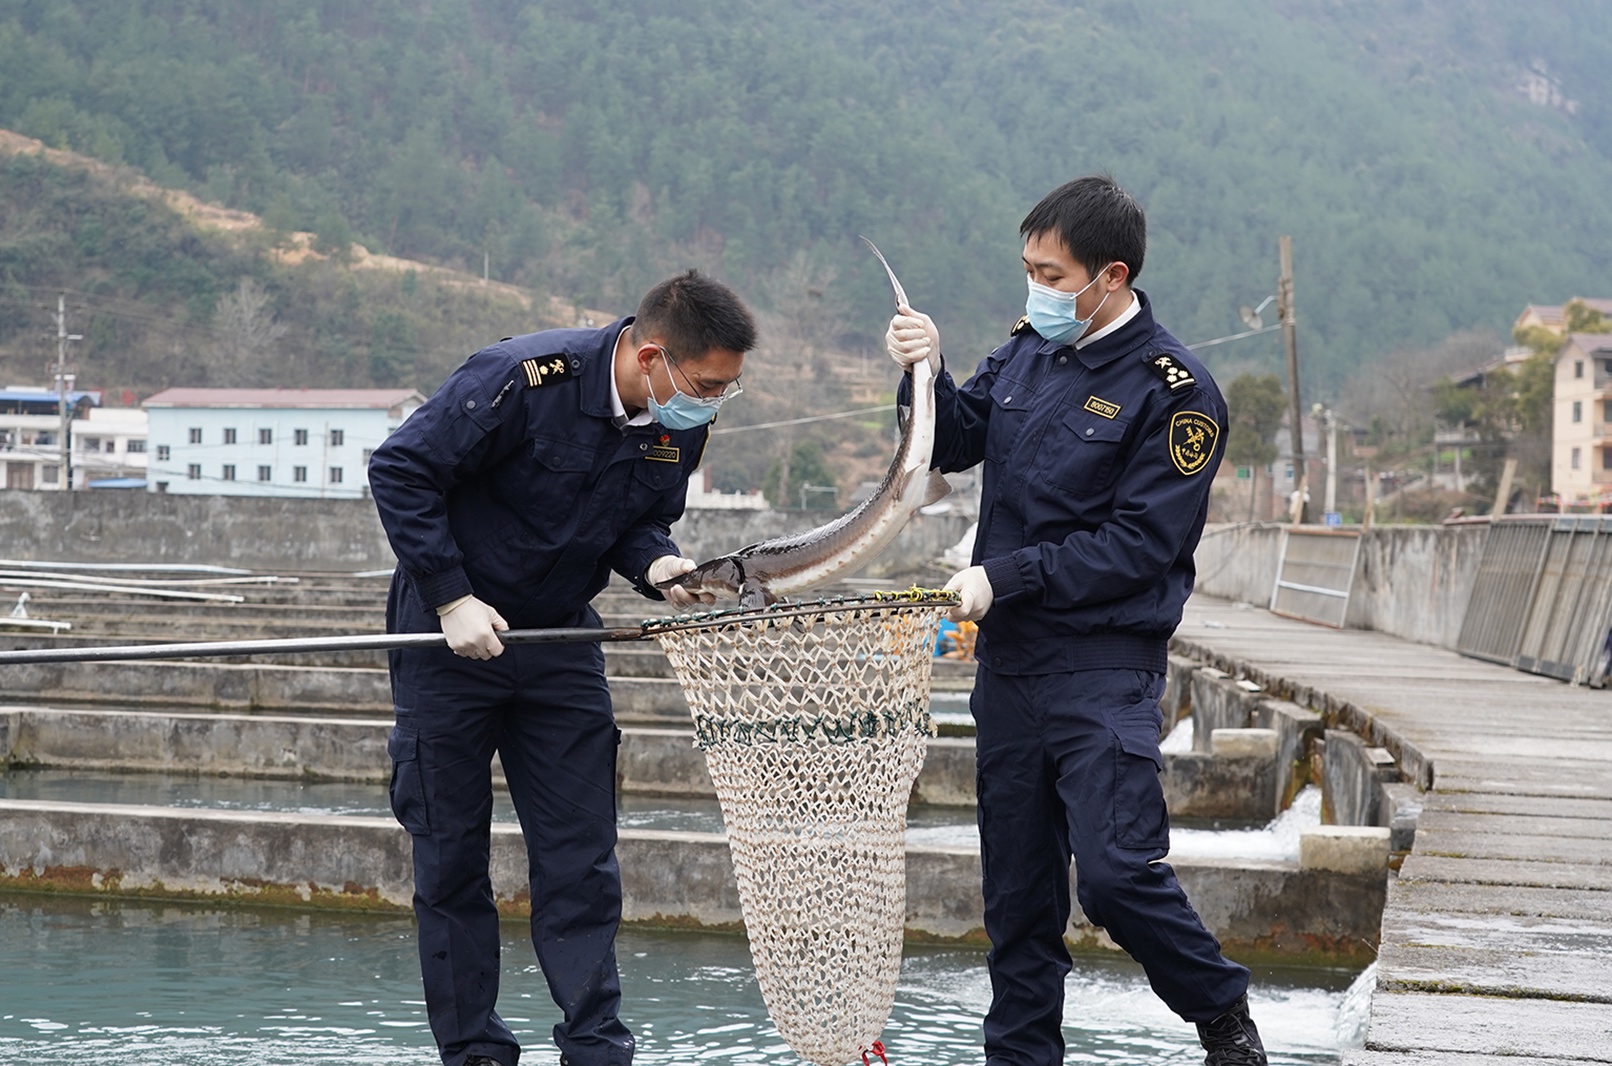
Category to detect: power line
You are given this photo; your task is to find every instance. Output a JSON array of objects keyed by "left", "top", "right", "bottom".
[{"left": 712, "top": 404, "right": 895, "bottom": 435}]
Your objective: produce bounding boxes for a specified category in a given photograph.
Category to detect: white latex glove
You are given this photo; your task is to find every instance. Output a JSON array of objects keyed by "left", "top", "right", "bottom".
[
  {"left": 436, "top": 594, "right": 508, "bottom": 659},
  {"left": 885, "top": 304, "right": 941, "bottom": 373},
  {"left": 648, "top": 554, "right": 716, "bottom": 609},
  {"left": 944, "top": 565, "right": 994, "bottom": 623}
]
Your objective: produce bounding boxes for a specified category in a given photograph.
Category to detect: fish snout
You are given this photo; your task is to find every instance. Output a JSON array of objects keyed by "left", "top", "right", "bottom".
[{"left": 654, "top": 556, "right": 745, "bottom": 596}]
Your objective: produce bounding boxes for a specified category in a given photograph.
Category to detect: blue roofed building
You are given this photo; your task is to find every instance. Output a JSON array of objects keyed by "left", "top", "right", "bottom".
[{"left": 0, "top": 386, "right": 101, "bottom": 491}]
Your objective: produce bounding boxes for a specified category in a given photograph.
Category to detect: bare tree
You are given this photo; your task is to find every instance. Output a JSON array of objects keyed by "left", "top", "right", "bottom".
[
  {"left": 765, "top": 250, "right": 847, "bottom": 354},
  {"left": 214, "top": 277, "right": 287, "bottom": 385},
  {"left": 1339, "top": 328, "right": 1500, "bottom": 445}
]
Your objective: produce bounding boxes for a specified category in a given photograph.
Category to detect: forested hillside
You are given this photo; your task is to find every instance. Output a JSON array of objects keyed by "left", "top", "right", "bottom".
[{"left": 2, "top": 0, "right": 1610, "bottom": 398}]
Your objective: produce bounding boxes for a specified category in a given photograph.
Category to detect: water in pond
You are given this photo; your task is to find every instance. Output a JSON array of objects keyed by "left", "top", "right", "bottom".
[
  {"left": 0, "top": 896, "right": 1362, "bottom": 1065},
  {"left": 0, "top": 769, "right": 727, "bottom": 834}
]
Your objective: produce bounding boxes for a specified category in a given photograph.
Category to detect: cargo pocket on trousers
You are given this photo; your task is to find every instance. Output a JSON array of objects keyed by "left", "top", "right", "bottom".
[
  {"left": 1111, "top": 708, "right": 1169, "bottom": 851},
  {"left": 387, "top": 727, "right": 431, "bottom": 836}
]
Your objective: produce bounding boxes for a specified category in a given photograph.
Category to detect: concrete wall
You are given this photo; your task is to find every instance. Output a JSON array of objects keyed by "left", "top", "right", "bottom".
[
  {"left": 3, "top": 706, "right": 1285, "bottom": 821},
  {"left": 0, "top": 490, "right": 970, "bottom": 581},
  {"left": 1193, "top": 522, "right": 1488, "bottom": 650},
  {"left": 1345, "top": 522, "right": 1487, "bottom": 649},
  {"left": 0, "top": 798, "right": 1385, "bottom": 961}
]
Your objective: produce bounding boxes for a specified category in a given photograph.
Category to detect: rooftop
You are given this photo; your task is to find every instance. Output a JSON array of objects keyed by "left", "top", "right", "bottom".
[
  {"left": 143, "top": 388, "right": 426, "bottom": 410},
  {"left": 1515, "top": 298, "right": 1612, "bottom": 331}
]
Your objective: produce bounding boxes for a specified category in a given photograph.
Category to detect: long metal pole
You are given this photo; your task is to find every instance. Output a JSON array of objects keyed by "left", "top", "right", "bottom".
[
  {"left": 0, "top": 627, "right": 650, "bottom": 665},
  {"left": 56, "top": 292, "right": 69, "bottom": 491},
  {"left": 1279, "top": 236, "right": 1306, "bottom": 524}
]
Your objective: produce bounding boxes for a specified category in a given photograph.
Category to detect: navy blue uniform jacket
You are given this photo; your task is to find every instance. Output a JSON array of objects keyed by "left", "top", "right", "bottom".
[
  {"left": 903, "top": 290, "right": 1226, "bottom": 674},
  {"left": 369, "top": 318, "right": 704, "bottom": 629}
]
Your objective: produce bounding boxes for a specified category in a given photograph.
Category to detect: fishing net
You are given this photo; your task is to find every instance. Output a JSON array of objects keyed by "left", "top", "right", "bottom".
[{"left": 647, "top": 590, "right": 954, "bottom": 1066}]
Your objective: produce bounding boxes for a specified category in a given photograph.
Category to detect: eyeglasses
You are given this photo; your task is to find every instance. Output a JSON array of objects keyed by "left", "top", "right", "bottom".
[{"left": 656, "top": 346, "right": 744, "bottom": 407}]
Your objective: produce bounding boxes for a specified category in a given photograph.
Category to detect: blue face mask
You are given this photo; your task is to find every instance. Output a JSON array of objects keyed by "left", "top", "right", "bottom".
[
  {"left": 645, "top": 349, "right": 726, "bottom": 430},
  {"left": 1025, "top": 265, "right": 1113, "bottom": 346}
]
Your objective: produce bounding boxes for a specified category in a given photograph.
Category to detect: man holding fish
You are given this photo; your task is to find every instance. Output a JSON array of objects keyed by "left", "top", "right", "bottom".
[
  {"left": 887, "top": 175, "right": 1267, "bottom": 1066},
  {"left": 368, "top": 270, "right": 755, "bottom": 1066}
]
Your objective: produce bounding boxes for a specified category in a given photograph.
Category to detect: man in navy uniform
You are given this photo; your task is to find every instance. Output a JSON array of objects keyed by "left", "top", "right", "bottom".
[
  {"left": 886, "top": 176, "right": 1266, "bottom": 1066},
  {"left": 369, "top": 270, "right": 755, "bottom": 1066}
]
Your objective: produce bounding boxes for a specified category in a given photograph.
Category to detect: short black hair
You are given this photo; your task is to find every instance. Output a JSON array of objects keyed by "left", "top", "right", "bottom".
[
  {"left": 1020, "top": 174, "right": 1146, "bottom": 283},
  {"left": 634, "top": 270, "right": 757, "bottom": 362}
]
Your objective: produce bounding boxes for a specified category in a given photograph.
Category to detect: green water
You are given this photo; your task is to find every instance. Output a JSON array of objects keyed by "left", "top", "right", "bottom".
[{"left": 0, "top": 896, "right": 1358, "bottom": 1065}]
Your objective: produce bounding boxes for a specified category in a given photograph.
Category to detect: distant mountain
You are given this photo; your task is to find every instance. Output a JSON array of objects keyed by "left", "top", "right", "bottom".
[{"left": 2, "top": 0, "right": 1609, "bottom": 398}]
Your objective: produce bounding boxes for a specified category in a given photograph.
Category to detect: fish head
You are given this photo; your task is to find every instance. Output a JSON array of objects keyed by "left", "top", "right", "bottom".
[{"left": 655, "top": 555, "right": 746, "bottom": 598}]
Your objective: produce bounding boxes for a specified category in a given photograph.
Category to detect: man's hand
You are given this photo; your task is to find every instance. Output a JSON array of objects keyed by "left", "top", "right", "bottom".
[
  {"left": 885, "top": 304, "right": 941, "bottom": 373},
  {"left": 436, "top": 594, "right": 508, "bottom": 659},
  {"left": 648, "top": 555, "right": 716, "bottom": 609},
  {"left": 944, "top": 565, "right": 994, "bottom": 623}
]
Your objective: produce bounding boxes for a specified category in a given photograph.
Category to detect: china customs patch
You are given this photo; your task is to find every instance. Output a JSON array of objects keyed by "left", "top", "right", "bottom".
[{"left": 1168, "top": 411, "right": 1219, "bottom": 476}]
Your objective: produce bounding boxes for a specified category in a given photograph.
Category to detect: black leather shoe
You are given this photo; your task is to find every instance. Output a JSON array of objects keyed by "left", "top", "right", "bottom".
[{"left": 1196, "top": 994, "right": 1267, "bottom": 1066}]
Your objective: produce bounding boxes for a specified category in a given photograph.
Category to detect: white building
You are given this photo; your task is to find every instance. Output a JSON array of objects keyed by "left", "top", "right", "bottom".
[
  {"left": 0, "top": 385, "right": 100, "bottom": 491},
  {"left": 684, "top": 468, "right": 770, "bottom": 510},
  {"left": 1551, "top": 333, "right": 1612, "bottom": 504},
  {"left": 71, "top": 407, "right": 149, "bottom": 488},
  {"left": 143, "top": 388, "right": 426, "bottom": 498}
]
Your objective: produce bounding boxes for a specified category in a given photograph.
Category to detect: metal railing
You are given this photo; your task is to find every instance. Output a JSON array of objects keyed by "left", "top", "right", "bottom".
[
  {"left": 1269, "top": 527, "right": 1361, "bottom": 629},
  {"left": 1457, "top": 515, "right": 1612, "bottom": 684}
]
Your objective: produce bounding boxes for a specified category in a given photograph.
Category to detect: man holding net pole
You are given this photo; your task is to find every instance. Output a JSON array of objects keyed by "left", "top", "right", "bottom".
[
  {"left": 368, "top": 271, "right": 755, "bottom": 1066},
  {"left": 886, "top": 175, "right": 1267, "bottom": 1066}
]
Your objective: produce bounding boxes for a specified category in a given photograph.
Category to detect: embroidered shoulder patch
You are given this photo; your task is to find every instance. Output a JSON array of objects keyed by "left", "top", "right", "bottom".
[
  {"left": 1147, "top": 352, "right": 1197, "bottom": 391},
  {"left": 1084, "top": 395, "right": 1121, "bottom": 419},
  {"left": 1169, "top": 411, "right": 1219, "bottom": 476},
  {"left": 521, "top": 356, "right": 573, "bottom": 388},
  {"left": 1010, "top": 315, "right": 1033, "bottom": 337}
]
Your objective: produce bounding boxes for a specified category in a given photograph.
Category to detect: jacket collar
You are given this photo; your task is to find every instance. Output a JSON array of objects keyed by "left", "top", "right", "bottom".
[
  {"left": 572, "top": 316, "right": 633, "bottom": 421},
  {"left": 1063, "top": 289, "right": 1158, "bottom": 370}
]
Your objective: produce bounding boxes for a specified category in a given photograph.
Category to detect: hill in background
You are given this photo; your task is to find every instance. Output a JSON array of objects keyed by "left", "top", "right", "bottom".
[{"left": 2, "top": 0, "right": 1610, "bottom": 483}]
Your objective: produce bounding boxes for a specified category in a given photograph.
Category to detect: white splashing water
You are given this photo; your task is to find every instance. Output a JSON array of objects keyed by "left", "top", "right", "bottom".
[{"left": 1333, "top": 961, "right": 1377, "bottom": 1047}]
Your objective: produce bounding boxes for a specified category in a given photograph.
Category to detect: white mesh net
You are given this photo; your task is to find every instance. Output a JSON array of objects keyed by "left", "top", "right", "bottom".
[{"left": 650, "top": 593, "right": 951, "bottom": 1066}]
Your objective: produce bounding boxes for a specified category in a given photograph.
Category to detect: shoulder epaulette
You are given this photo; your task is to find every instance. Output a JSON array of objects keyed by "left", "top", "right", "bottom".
[
  {"left": 1145, "top": 351, "right": 1196, "bottom": 391},
  {"left": 1010, "top": 315, "right": 1033, "bottom": 337},
  {"left": 521, "top": 355, "right": 575, "bottom": 388}
]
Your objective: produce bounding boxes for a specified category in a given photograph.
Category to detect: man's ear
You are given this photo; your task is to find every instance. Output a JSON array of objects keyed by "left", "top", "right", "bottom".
[{"left": 1103, "top": 262, "right": 1130, "bottom": 290}]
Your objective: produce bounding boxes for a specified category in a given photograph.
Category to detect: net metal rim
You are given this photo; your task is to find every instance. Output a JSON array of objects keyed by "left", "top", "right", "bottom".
[{"left": 638, "top": 586, "right": 960, "bottom": 637}]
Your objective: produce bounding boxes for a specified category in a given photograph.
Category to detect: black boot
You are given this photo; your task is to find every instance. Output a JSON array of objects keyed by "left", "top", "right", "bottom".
[{"left": 1196, "top": 994, "right": 1267, "bottom": 1066}]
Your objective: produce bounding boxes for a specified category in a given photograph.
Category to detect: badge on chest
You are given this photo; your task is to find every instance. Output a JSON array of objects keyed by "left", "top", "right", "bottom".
[{"left": 1083, "top": 395, "right": 1122, "bottom": 419}]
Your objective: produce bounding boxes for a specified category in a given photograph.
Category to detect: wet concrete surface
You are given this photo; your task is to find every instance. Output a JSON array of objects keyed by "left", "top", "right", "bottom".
[{"left": 1178, "top": 595, "right": 1612, "bottom": 1064}]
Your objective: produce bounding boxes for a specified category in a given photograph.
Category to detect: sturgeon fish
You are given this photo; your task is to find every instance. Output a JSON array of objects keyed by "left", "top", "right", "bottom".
[{"left": 657, "top": 237, "right": 949, "bottom": 609}]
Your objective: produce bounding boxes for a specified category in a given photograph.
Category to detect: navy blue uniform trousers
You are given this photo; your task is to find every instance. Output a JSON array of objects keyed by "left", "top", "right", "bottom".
[
  {"left": 973, "top": 665, "right": 1248, "bottom": 1065},
  {"left": 388, "top": 607, "right": 633, "bottom": 1066}
]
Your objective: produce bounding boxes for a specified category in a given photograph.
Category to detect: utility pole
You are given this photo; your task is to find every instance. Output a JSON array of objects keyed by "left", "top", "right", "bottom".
[
  {"left": 54, "top": 293, "right": 82, "bottom": 492},
  {"left": 1325, "top": 408, "right": 1338, "bottom": 515},
  {"left": 1278, "top": 236, "right": 1306, "bottom": 524}
]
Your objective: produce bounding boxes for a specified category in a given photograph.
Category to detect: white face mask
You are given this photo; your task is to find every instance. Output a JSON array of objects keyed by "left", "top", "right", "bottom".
[
  {"left": 1025, "top": 264, "right": 1114, "bottom": 346},
  {"left": 644, "top": 347, "right": 737, "bottom": 430}
]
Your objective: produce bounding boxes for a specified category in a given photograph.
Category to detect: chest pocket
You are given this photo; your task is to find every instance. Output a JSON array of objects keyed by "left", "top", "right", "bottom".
[
  {"left": 1045, "top": 408, "right": 1132, "bottom": 495},
  {"left": 530, "top": 435, "right": 595, "bottom": 498},
  {"left": 631, "top": 456, "right": 676, "bottom": 499},
  {"left": 985, "top": 377, "right": 1034, "bottom": 464}
]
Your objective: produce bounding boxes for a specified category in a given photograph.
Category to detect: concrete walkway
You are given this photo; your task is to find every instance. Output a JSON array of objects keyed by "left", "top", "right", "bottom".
[{"left": 1174, "top": 596, "right": 1612, "bottom": 1065}]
